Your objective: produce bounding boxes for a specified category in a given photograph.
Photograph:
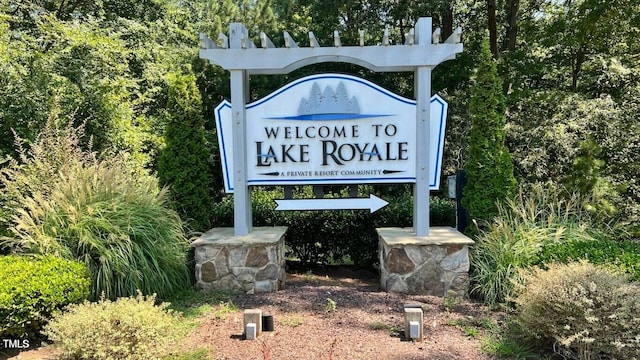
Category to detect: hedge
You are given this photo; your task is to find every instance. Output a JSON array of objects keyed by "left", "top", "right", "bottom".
[
  {"left": 0, "top": 255, "right": 90, "bottom": 339},
  {"left": 212, "top": 186, "right": 456, "bottom": 267},
  {"left": 534, "top": 238, "right": 640, "bottom": 281}
]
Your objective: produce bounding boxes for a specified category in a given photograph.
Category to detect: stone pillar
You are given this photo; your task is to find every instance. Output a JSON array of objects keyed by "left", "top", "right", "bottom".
[
  {"left": 377, "top": 227, "right": 474, "bottom": 297},
  {"left": 192, "top": 227, "right": 287, "bottom": 293}
]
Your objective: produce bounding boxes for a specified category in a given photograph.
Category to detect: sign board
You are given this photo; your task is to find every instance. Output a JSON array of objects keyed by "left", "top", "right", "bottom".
[{"left": 215, "top": 74, "right": 448, "bottom": 193}]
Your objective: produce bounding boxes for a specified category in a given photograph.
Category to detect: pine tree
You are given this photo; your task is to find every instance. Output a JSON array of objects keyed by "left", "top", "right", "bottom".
[
  {"left": 157, "top": 72, "right": 214, "bottom": 231},
  {"left": 462, "top": 39, "right": 517, "bottom": 224}
]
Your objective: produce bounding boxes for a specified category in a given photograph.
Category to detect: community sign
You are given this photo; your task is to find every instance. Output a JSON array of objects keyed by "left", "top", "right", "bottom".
[{"left": 215, "top": 73, "right": 448, "bottom": 193}]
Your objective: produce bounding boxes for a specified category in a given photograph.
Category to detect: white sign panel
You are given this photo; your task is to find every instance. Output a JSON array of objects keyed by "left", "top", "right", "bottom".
[{"left": 215, "top": 73, "right": 447, "bottom": 193}]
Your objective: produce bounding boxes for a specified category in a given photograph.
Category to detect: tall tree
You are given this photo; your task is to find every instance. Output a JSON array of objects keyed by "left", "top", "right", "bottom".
[{"left": 462, "top": 38, "right": 517, "bottom": 224}]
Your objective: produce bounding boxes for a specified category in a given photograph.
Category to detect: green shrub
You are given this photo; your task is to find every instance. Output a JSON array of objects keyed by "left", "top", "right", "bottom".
[
  {"left": 514, "top": 262, "right": 640, "bottom": 359},
  {"left": 470, "top": 183, "right": 602, "bottom": 305},
  {"left": 1, "top": 120, "right": 190, "bottom": 300},
  {"left": 44, "top": 292, "right": 181, "bottom": 360},
  {"left": 462, "top": 38, "right": 517, "bottom": 224},
  {"left": 158, "top": 72, "right": 215, "bottom": 232},
  {"left": 212, "top": 186, "right": 456, "bottom": 267},
  {"left": 0, "top": 255, "right": 90, "bottom": 339},
  {"left": 534, "top": 238, "right": 640, "bottom": 281}
]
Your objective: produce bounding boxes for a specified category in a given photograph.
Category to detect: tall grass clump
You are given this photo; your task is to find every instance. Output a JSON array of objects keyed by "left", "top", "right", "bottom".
[
  {"left": 470, "top": 183, "right": 602, "bottom": 305},
  {"left": 0, "top": 118, "right": 190, "bottom": 300}
]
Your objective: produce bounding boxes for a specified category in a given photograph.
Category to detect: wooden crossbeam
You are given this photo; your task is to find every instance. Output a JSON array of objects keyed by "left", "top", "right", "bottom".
[
  {"left": 432, "top": 28, "right": 441, "bottom": 44},
  {"left": 383, "top": 27, "right": 390, "bottom": 46},
  {"left": 218, "top": 33, "right": 228, "bottom": 48},
  {"left": 199, "top": 33, "right": 215, "bottom": 49},
  {"left": 241, "top": 34, "right": 255, "bottom": 49},
  {"left": 260, "top": 32, "right": 275, "bottom": 48},
  {"left": 284, "top": 31, "right": 298, "bottom": 48},
  {"left": 445, "top": 27, "right": 462, "bottom": 43},
  {"left": 309, "top": 31, "right": 320, "bottom": 48},
  {"left": 405, "top": 28, "right": 415, "bottom": 45}
]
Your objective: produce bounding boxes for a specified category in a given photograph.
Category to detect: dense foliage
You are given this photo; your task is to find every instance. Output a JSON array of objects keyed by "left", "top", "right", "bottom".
[
  {"left": 0, "top": 121, "right": 190, "bottom": 300},
  {"left": 515, "top": 262, "right": 640, "bottom": 359},
  {"left": 534, "top": 238, "right": 640, "bottom": 281},
  {"left": 44, "top": 292, "right": 181, "bottom": 360},
  {"left": 213, "top": 187, "right": 456, "bottom": 267},
  {"left": 462, "top": 39, "right": 517, "bottom": 224},
  {"left": 469, "top": 184, "right": 604, "bottom": 305},
  {"left": 0, "top": 255, "right": 90, "bottom": 339},
  {"left": 158, "top": 72, "right": 215, "bottom": 232},
  {"left": 0, "top": 0, "right": 638, "bottom": 265}
]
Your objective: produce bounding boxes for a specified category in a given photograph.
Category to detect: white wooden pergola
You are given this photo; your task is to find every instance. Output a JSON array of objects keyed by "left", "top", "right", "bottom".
[{"left": 199, "top": 18, "right": 463, "bottom": 237}]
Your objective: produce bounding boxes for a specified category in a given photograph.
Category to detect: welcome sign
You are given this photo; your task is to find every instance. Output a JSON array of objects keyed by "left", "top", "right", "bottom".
[{"left": 215, "top": 73, "right": 447, "bottom": 193}]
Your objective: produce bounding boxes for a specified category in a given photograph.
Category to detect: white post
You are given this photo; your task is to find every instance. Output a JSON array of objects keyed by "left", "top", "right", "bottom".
[
  {"left": 414, "top": 18, "right": 432, "bottom": 237},
  {"left": 229, "top": 23, "right": 252, "bottom": 235}
]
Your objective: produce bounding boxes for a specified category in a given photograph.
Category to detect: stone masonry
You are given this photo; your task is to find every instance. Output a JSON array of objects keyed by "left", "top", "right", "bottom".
[
  {"left": 377, "top": 227, "right": 474, "bottom": 297},
  {"left": 192, "top": 227, "right": 287, "bottom": 294}
]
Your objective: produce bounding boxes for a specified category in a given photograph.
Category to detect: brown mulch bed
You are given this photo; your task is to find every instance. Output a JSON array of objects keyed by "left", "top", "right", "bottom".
[
  {"left": 5, "top": 264, "right": 503, "bottom": 360},
  {"left": 181, "top": 264, "right": 502, "bottom": 360}
]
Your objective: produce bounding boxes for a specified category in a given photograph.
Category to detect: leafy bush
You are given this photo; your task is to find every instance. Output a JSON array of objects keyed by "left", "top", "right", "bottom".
[
  {"left": 470, "top": 183, "right": 603, "bottom": 305},
  {"left": 44, "top": 292, "right": 181, "bottom": 360},
  {"left": 0, "top": 255, "right": 90, "bottom": 339},
  {"left": 1, "top": 120, "right": 190, "bottom": 300},
  {"left": 514, "top": 262, "right": 640, "bottom": 359},
  {"left": 212, "top": 186, "right": 456, "bottom": 267},
  {"left": 534, "top": 238, "right": 640, "bottom": 281}
]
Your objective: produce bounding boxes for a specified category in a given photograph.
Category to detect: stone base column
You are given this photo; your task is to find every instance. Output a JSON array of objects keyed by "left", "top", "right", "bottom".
[
  {"left": 377, "top": 227, "right": 474, "bottom": 297},
  {"left": 191, "top": 227, "right": 287, "bottom": 294}
]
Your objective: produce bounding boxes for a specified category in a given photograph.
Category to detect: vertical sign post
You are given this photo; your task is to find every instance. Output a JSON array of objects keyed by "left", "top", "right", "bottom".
[
  {"left": 229, "top": 23, "right": 252, "bottom": 236},
  {"left": 414, "top": 18, "right": 432, "bottom": 237}
]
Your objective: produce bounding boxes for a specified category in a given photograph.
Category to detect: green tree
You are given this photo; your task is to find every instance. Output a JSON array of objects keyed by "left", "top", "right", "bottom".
[
  {"left": 462, "top": 38, "right": 517, "bottom": 225},
  {"left": 157, "top": 72, "right": 214, "bottom": 232}
]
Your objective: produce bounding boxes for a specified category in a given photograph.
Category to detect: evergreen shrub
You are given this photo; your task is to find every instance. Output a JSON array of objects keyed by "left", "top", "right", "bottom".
[
  {"left": 0, "top": 255, "right": 90, "bottom": 339},
  {"left": 212, "top": 187, "right": 456, "bottom": 267},
  {"left": 44, "top": 293, "right": 181, "bottom": 360},
  {"left": 515, "top": 262, "right": 640, "bottom": 359},
  {"left": 158, "top": 72, "right": 215, "bottom": 232},
  {"left": 462, "top": 38, "right": 517, "bottom": 224}
]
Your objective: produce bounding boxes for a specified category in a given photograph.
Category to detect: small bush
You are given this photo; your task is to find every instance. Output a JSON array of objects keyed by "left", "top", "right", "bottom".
[
  {"left": 514, "top": 262, "right": 640, "bottom": 360},
  {"left": 0, "top": 255, "right": 90, "bottom": 339},
  {"left": 44, "top": 292, "right": 181, "bottom": 360}
]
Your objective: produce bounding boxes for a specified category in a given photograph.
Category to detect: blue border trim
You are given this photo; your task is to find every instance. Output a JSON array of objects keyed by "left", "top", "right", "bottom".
[
  {"left": 431, "top": 95, "right": 446, "bottom": 188},
  {"left": 215, "top": 101, "right": 233, "bottom": 192}
]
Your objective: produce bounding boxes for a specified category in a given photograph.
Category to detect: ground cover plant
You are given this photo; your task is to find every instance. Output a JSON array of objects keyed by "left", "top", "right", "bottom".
[{"left": 0, "top": 120, "right": 190, "bottom": 300}]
